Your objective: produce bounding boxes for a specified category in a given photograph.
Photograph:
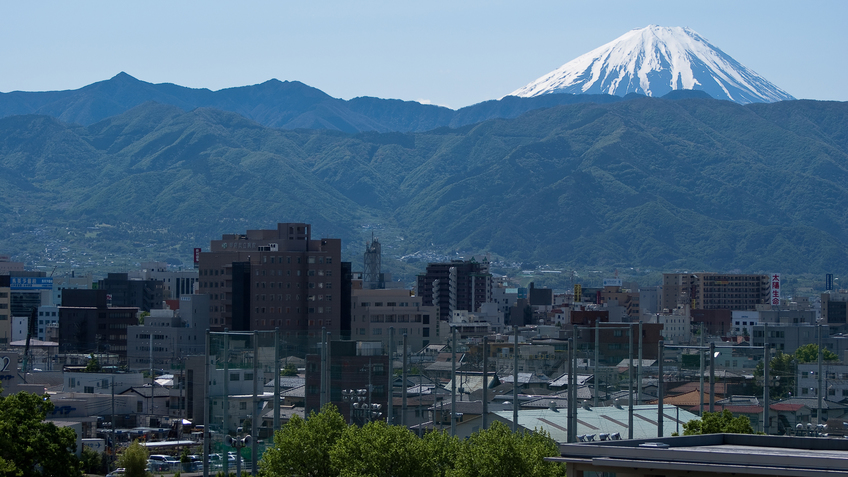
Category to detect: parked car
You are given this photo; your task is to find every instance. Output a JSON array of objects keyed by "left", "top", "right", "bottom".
[{"left": 106, "top": 469, "right": 125, "bottom": 477}]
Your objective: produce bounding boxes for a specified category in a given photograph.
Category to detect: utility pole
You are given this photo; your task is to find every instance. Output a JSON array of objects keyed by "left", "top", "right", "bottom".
[
  {"left": 818, "top": 323, "right": 824, "bottom": 425},
  {"left": 402, "top": 333, "right": 408, "bottom": 427},
  {"left": 482, "top": 336, "right": 488, "bottom": 430},
  {"left": 628, "top": 323, "right": 634, "bottom": 439},
  {"left": 763, "top": 322, "right": 770, "bottom": 434},
  {"left": 709, "top": 341, "right": 715, "bottom": 413},
  {"left": 513, "top": 326, "right": 519, "bottom": 432},
  {"left": 274, "top": 328, "right": 280, "bottom": 432},
  {"left": 450, "top": 326, "right": 457, "bottom": 437},
  {"left": 637, "top": 321, "right": 643, "bottom": 407},
  {"left": 594, "top": 322, "right": 599, "bottom": 407},
  {"left": 699, "top": 322, "right": 705, "bottom": 416},
  {"left": 388, "top": 327, "right": 394, "bottom": 425},
  {"left": 657, "top": 340, "right": 664, "bottom": 437}
]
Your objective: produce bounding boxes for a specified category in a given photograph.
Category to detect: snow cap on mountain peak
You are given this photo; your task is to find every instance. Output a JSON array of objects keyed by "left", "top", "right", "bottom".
[{"left": 509, "top": 25, "right": 794, "bottom": 104}]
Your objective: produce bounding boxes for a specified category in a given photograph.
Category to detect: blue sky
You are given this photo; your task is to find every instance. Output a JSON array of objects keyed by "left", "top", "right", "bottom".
[{"left": 1, "top": 1, "right": 845, "bottom": 108}]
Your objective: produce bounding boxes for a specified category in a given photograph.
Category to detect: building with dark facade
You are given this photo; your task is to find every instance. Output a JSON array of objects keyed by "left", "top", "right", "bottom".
[
  {"left": 197, "top": 223, "right": 351, "bottom": 353},
  {"left": 97, "top": 273, "right": 164, "bottom": 312},
  {"left": 417, "top": 258, "right": 492, "bottom": 322},
  {"left": 691, "top": 308, "right": 732, "bottom": 336},
  {"left": 305, "top": 340, "right": 389, "bottom": 423},
  {"left": 574, "top": 322, "right": 663, "bottom": 365},
  {"left": 58, "top": 289, "right": 138, "bottom": 363}
]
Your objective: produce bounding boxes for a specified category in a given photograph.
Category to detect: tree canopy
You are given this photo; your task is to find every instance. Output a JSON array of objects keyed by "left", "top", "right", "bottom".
[
  {"left": 794, "top": 343, "right": 839, "bottom": 363},
  {"left": 260, "top": 404, "right": 347, "bottom": 477},
  {"left": 260, "top": 406, "right": 564, "bottom": 477},
  {"left": 753, "top": 351, "right": 795, "bottom": 399},
  {"left": 117, "top": 440, "right": 149, "bottom": 477},
  {"left": 682, "top": 409, "right": 755, "bottom": 435},
  {"left": 0, "top": 391, "right": 81, "bottom": 477}
]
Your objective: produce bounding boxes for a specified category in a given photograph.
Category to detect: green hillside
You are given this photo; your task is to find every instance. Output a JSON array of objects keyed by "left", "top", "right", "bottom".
[{"left": 1, "top": 97, "right": 847, "bottom": 276}]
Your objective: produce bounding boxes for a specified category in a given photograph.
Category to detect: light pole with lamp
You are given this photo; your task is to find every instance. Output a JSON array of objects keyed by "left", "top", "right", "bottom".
[{"left": 225, "top": 427, "right": 251, "bottom": 477}]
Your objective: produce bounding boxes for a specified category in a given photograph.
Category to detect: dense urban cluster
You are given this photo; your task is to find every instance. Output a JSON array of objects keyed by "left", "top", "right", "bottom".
[{"left": 1, "top": 222, "right": 847, "bottom": 475}]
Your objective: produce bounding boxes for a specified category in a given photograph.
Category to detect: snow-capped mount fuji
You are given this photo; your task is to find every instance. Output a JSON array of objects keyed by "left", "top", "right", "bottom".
[{"left": 509, "top": 25, "right": 795, "bottom": 104}]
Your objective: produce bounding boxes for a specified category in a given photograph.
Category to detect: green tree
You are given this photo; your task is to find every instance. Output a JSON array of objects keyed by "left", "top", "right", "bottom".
[
  {"left": 682, "top": 409, "right": 755, "bottom": 435},
  {"left": 753, "top": 351, "right": 795, "bottom": 398},
  {"left": 794, "top": 343, "right": 838, "bottom": 363},
  {"left": 330, "top": 420, "right": 430, "bottom": 477},
  {"left": 80, "top": 446, "right": 103, "bottom": 474},
  {"left": 452, "top": 421, "right": 565, "bottom": 477},
  {"left": 0, "top": 391, "right": 81, "bottom": 477},
  {"left": 117, "top": 440, "right": 149, "bottom": 477},
  {"left": 280, "top": 363, "right": 298, "bottom": 377},
  {"left": 422, "top": 430, "right": 460, "bottom": 477},
  {"left": 85, "top": 354, "right": 102, "bottom": 373},
  {"left": 260, "top": 404, "right": 346, "bottom": 477}
]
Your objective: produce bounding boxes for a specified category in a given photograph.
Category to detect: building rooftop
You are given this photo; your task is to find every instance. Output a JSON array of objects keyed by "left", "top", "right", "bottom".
[
  {"left": 548, "top": 433, "right": 848, "bottom": 476},
  {"left": 492, "top": 404, "right": 698, "bottom": 444}
]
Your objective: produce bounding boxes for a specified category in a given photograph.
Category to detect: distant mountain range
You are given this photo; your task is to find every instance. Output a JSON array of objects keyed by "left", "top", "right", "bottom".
[
  {"left": 1, "top": 94, "right": 846, "bottom": 275},
  {"left": 509, "top": 25, "right": 795, "bottom": 104},
  {"left": 0, "top": 27, "right": 839, "bottom": 276},
  {"left": 0, "top": 72, "right": 632, "bottom": 133}
]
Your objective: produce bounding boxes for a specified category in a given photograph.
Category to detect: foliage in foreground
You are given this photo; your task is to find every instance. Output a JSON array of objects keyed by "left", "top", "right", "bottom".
[
  {"left": 682, "top": 409, "right": 755, "bottom": 435},
  {"left": 117, "top": 440, "right": 150, "bottom": 477},
  {"left": 259, "top": 405, "right": 564, "bottom": 477},
  {"left": 0, "top": 390, "right": 81, "bottom": 477}
]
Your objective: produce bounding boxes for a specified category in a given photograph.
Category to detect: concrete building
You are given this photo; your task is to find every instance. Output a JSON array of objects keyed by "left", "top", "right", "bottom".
[
  {"left": 797, "top": 363, "right": 848, "bottom": 404},
  {"left": 0, "top": 255, "right": 23, "bottom": 275},
  {"left": 58, "top": 289, "right": 139, "bottom": 362},
  {"left": 662, "top": 273, "right": 770, "bottom": 312},
  {"left": 128, "top": 262, "right": 198, "bottom": 300},
  {"left": 97, "top": 273, "right": 165, "bottom": 312},
  {"left": 64, "top": 370, "right": 145, "bottom": 394},
  {"left": 652, "top": 306, "right": 691, "bottom": 344},
  {"left": 821, "top": 291, "right": 848, "bottom": 326},
  {"left": 198, "top": 223, "right": 351, "bottom": 353},
  {"left": 125, "top": 294, "right": 209, "bottom": 371},
  {"left": 550, "top": 433, "right": 848, "bottom": 476},
  {"left": 36, "top": 305, "right": 59, "bottom": 341},
  {"left": 732, "top": 310, "right": 760, "bottom": 337},
  {"left": 350, "top": 287, "right": 439, "bottom": 352},
  {"left": 639, "top": 285, "right": 660, "bottom": 316},
  {"left": 691, "top": 308, "right": 732, "bottom": 337},
  {"left": 752, "top": 324, "right": 848, "bottom": 356},
  {"left": 0, "top": 276, "right": 10, "bottom": 346},
  {"left": 51, "top": 272, "right": 93, "bottom": 310},
  {"left": 417, "top": 258, "right": 492, "bottom": 322}
]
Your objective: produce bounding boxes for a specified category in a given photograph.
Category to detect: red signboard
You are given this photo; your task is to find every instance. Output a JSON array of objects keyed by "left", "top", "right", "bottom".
[
  {"left": 193, "top": 248, "right": 201, "bottom": 263},
  {"left": 770, "top": 273, "right": 780, "bottom": 305}
]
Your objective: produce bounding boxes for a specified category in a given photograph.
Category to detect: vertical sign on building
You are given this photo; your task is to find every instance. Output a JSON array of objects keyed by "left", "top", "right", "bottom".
[
  {"left": 770, "top": 273, "right": 781, "bottom": 306},
  {"left": 193, "top": 248, "right": 202, "bottom": 269},
  {"left": 826, "top": 273, "right": 834, "bottom": 291},
  {"left": 573, "top": 284, "right": 582, "bottom": 303}
]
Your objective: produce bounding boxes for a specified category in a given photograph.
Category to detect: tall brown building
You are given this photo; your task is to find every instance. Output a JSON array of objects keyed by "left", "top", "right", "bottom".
[
  {"left": 662, "top": 273, "right": 770, "bottom": 312},
  {"left": 198, "top": 223, "right": 351, "bottom": 352}
]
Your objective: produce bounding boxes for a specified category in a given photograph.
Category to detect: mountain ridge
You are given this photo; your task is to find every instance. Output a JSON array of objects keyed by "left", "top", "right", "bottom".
[{"left": 1, "top": 97, "right": 847, "bottom": 275}]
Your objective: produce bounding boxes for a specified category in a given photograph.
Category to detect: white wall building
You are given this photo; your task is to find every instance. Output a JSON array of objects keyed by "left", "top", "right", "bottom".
[
  {"left": 732, "top": 310, "right": 760, "bottom": 337},
  {"left": 128, "top": 262, "right": 198, "bottom": 300}
]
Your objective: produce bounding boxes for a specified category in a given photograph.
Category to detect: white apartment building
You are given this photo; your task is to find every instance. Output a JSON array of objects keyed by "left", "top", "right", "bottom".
[{"left": 732, "top": 310, "right": 760, "bottom": 337}]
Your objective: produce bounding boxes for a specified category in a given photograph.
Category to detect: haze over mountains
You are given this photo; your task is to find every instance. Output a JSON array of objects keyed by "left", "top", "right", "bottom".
[{"left": 1, "top": 26, "right": 844, "bottom": 276}]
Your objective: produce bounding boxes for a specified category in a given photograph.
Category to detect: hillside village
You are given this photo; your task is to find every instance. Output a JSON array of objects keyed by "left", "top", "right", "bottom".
[{"left": 2, "top": 222, "right": 848, "bottom": 473}]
